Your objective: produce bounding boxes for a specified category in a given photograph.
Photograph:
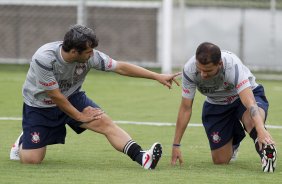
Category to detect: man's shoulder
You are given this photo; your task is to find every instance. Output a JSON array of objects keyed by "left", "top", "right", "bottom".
[
  {"left": 93, "top": 49, "right": 109, "bottom": 60},
  {"left": 33, "top": 41, "right": 62, "bottom": 64},
  {"left": 221, "top": 50, "right": 242, "bottom": 64},
  {"left": 37, "top": 41, "right": 62, "bottom": 51},
  {"left": 183, "top": 56, "right": 196, "bottom": 72},
  {"left": 221, "top": 50, "right": 244, "bottom": 71},
  {"left": 182, "top": 56, "right": 197, "bottom": 83}
]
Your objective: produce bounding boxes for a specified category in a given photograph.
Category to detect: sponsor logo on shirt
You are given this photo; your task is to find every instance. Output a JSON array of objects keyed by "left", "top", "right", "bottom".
[
  {"left": 224, "top": 95, "right": 238, "bottom": 104},
  {"left": 59, "top": 80, "right": 72, "bottom": 92},
  {"left": 39, "top": 81, "right": 57, "bottom": 87},
  {"left": 198, "top": 86, "right": 218, "bottom": 94},
  {"left": 182, "top": 88, "right": 190, "bottom": 94},
  {"left": 236, "top": 79, "right": 249, "bottom": 89},
  {"left": 108, "top": 58, "right": 113, "bottom": 68}
]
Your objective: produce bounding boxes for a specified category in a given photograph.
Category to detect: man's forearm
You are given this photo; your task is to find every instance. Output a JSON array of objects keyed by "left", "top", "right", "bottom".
[
  {"left": 46, "top": 90, "right": 82, "bottom": 121},
  {"left": 173, "top": 108, "right": 192, "bottom": 144},
  {"left": 250, "top": 105, "right": 265, "bottom": 132},
  {"left": 115, "top": 61, "right": 157, "bottom": 79}
]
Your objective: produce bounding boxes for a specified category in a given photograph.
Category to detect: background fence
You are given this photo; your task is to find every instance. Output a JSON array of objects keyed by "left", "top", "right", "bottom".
[
  {"left": 0, "top": 0, "right": 281, "bottom": 73},
  {"left": 0, "top": 0, "right": 160, "bottom": 65}
]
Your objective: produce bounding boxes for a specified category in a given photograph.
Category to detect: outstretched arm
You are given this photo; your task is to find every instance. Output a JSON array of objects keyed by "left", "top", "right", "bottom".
[
  {"left": 114, "top": 61, "right": 181, "bottom": 89},
  {"left": 171, "top": 97, "right": 193, "bottom": 166}
]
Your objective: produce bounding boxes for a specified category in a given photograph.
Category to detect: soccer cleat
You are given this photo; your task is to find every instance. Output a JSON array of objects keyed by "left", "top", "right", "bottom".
[
  {"left": 142, "top": 142, "right": 162, "bottom": 169},
  {"left": 9, "top": 132, "right": 23, "bottom": 160},
  {"left": 231, "top": 143, "right": 240, "bottom": 161},
  {"left": 261, "top": 144, "right": 277, "bottom": 173}
]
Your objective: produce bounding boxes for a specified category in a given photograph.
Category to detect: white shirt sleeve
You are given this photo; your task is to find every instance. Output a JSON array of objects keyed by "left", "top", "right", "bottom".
[
  {"left": 182, "top": 59, "right": 197, "bottom": 99},
  {"left": 227, "top": 53, "right": 251, "bottom": 94},
  {"left": 90, "top": 50, "right": 117, "bottom": 71}
]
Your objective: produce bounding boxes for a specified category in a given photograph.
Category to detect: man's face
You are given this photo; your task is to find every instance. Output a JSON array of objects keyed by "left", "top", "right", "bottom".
[
  {"left": 196, "top": 60, "right": 222, "bottom": 80},
  {"left": 74, "top": 46, "right": 94, "bottom": 63}
]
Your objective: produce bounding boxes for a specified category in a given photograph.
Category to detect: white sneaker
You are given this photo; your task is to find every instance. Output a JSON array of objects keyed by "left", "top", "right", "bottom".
[
  {"left": 231, "top": 143, "right": 240, "bottom": 161},
  {"left": 261, "top": 144, "right": 277, "bottom": 173},
  {"left": 9, "top": 132, "right": 23, "bottom": 160},
  {"left": 142, "top": 142, "right": 162, "bottom": 169}
]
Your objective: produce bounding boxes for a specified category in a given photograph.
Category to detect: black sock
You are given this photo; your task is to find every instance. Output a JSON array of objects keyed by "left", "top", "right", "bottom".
[
  {"left": 123, "top": 140, "right": 143, "bottom": 166},
  {"left": 249, "top": 128, "right": 263, "bottom": 158}
]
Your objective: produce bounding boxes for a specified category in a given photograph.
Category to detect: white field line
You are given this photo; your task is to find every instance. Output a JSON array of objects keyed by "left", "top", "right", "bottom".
[{"left": 1, "top": 117, "right": 282, "bottom": 129}]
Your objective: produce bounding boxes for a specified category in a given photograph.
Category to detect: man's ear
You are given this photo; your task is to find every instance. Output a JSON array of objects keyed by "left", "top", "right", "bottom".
[
  {"left": 70, "top": 49, "right": 77, "bottom": 54},
  {"left": 219, "top": 60, "right": 223, "bottom": 66}
]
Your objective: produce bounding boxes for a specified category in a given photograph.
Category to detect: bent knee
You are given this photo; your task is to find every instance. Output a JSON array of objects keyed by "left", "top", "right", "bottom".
[
  {"left": 212, "top": 157, "right": 231, "bottom": 165},
  {"left": 21, "top": 157, "right": 43, "bottom": 164},
  {"left": 211, "top": 140, "right": 233, "bottom": 165},
  {"left": 20, "top": 153, "right": 44, "bottom": 164},
  {"left": 20, "top": 147, "right": 46, "bottom": 164}
]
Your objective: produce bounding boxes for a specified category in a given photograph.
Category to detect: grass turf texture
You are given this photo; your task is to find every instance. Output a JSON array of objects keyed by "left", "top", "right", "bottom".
[{"left": 0, "top": 64, "right": 281, "bottom": 183}]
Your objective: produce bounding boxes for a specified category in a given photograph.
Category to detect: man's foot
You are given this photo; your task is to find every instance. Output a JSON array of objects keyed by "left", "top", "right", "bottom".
[
  {"left": 142, "top": 142, "right": 162, "bottom": 169},
  {"left": 261, "top": 144, "right": 277, "bottom": 173},
  {"left": 231, "top": 143, "right": 240, "bottom": 161},
  {"left": 9, "top": 132, "right": 23, "bottom": 160}
]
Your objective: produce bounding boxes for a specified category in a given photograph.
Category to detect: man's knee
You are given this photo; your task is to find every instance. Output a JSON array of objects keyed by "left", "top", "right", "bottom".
[
  {"left": 211, "top": 140, "right": 233, "bottom": 165},
  {"left": 212, "top": 156, "right": 231, "bottom": 165},
  {"left": 20, "top": 156, "right": 43, "bottom": 164},
  {"left": 20, "top": 147, "right": 46, "bottom": 164}
]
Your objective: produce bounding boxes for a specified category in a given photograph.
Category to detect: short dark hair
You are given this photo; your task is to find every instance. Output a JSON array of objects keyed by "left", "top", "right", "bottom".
[
  {"left": 62, "top": 24, "right": 99, "bottom": 53},
  {"left": 196, "top": 42, "right": 221, "bottom": 65}
]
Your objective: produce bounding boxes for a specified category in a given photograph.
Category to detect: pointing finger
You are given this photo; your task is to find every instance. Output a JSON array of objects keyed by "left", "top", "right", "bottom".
[
  {"left": 173, "top": 72, "right": 182, "bottom": 77},
  {"left": 173, "top": 78, "right": 180, "bottom": 86}
]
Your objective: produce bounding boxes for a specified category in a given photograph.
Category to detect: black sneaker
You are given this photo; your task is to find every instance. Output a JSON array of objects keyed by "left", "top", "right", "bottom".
[{"left": 261, "top": 144, "right": 277, "bottom": 173}]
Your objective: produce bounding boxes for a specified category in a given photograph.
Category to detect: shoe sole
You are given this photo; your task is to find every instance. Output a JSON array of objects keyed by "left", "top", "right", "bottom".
[
  {"left": 150, "top": 143, "right": 162, "bottom": 169},
  {"left": 262, "top": 144, "right": 277, "bottom": 173}
]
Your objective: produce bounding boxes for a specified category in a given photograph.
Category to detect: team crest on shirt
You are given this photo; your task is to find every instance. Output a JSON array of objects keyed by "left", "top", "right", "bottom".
[
  {"left": 223, "top": 82, "right": 234, "bottom": 90},
  {"left": 75, "top": 64, "right": 87, "bottom": 75},
  {"left": 211, "top": 132, "right": 221, "bottom": 143},
  {"left": 31, "top": 132, "right": 40, "bottom": 143},
  {"left": 76, "top": 68, "right": 84, "bottom": 75}
]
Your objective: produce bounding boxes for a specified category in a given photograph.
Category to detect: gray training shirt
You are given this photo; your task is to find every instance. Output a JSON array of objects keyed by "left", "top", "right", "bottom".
[
  {"left": 23, "top": 41, "right": 117, "bottom": 107},
  {"left": 182, "top": 50, "right": 259, "bottom": 105}
]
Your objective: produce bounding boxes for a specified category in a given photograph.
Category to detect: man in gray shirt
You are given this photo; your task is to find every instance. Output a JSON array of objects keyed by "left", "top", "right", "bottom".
[
  {"left": 10, "top": 24, "right": 180, "bottom": 170},
  {"left": 170, "top": 42, "right": 277, "bottom": 172}
]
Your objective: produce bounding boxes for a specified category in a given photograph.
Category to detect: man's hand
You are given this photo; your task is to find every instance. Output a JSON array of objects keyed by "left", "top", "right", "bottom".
[
  {"left": 257, "top": 128, "right": 275, "bottom": 150},
  {"left": 171, "top": 146, "right": 184, "bottom": 166},
  {"left": 79, "top": 106, "right": 104, "bottom": 123},
  {"left": 156, "top": 72, "right": 181, "bottom": 89}
]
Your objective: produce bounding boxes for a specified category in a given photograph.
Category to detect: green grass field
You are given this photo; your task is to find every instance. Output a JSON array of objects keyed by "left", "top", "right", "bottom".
[{"left": 0, "top": 64, "right": 281, "bottom": 183}]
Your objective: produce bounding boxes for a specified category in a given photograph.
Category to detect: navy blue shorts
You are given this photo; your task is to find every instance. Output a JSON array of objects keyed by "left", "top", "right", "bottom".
[
  {"left": 21, "top": 91, "right": 100, "bottom": 149},
  {"left": 202, "top": 85, "right": 269, "bottom": 150}
]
